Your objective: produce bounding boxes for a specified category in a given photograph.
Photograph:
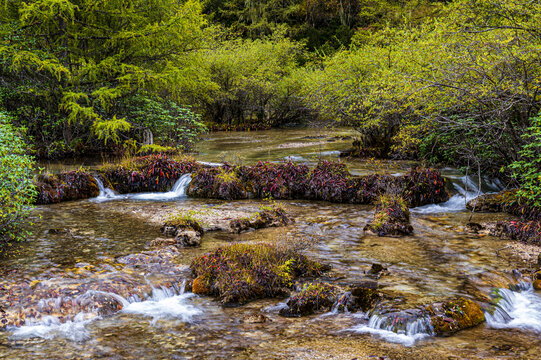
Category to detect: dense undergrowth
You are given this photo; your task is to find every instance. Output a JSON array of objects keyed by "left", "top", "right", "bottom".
[
  {"left": 190, "top": 242, "right": 326, "bottom": 305},
  {"left": 0, "top": 112, "right": 35, "bottom": 245}
]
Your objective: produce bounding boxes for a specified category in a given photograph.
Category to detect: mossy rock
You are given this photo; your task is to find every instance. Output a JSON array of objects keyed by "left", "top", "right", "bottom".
[
  {"left": 365, "top": 195, "right": 413, "bottom": 236},
  {"left": 35, "top": 170, "right": 99, "bottom": 204},
  {"left": 466, "top": 190, "right": 518, "bottom": 213},
  {"left": 279, "top": 282, "right": 339, "bottom": 317},
  {"left": 429, "top": 298, "right": 485, "bottom": 336}
]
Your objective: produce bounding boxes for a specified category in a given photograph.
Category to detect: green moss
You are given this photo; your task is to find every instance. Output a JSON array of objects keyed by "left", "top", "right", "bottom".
[
  {"left": 280, "top": 282, "right": 339, "bottom": 317},
  {"left": 165, "top": 210, "right": 206, "bottom": 231},
  {"left": 215, "top": 169, "right": 240, "bottom": 184}
]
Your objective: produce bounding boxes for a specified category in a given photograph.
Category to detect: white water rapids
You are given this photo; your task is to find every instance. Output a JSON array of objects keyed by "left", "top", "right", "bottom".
[
  {"left": 92, "top": 173, "right": 192, "bottom": 202},
  {"left": 9, "top": 285, "right": 202, "bottom": 342}
]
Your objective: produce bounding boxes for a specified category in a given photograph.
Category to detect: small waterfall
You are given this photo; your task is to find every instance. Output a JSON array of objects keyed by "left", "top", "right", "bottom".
[
  {"left": 93, "top": 176, "right": 120, "bottom": 202},
  {"left": 129, "top": 173, "right": 191, "bottom": 200},
  {"left": 9, "top": 283, "right": 201, "bottom": 341},
  {"left": 92, "top": 174, "right": 192, "bottom": 202},
  {"left": 349, "top": 310, "right": 433, "bottom": 346},
  {"left": 485, "top": 282, "right": 541, "bottom": 333},
  {"left": 412, "top": 175, "right": 486, "bottom": 214}
]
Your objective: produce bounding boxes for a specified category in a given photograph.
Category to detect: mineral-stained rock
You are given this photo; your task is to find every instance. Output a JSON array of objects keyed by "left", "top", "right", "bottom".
[
  {"left": 428, "top": 297, "right": 485, "bottom": 336},
  {"left": 533, "top": 271, "right": 541, "bottom": 290},
  {"left": 192, "top": 276, "right": 211, "bottom": 295}
]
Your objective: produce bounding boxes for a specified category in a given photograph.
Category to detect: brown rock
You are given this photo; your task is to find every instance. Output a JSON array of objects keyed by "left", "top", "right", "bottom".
[{"left": 192, "top": 276, "right": 211, "bottom": 295}]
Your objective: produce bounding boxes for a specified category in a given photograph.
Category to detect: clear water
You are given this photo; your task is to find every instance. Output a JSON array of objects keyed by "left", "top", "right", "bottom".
[{"left": 2, "top": 129, "right": 540, "bottom": 359}]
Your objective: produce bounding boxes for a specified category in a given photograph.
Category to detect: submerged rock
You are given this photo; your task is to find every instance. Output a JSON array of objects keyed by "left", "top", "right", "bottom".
[
  {"left": 0, "top": 247, "right": 190, "bottom": 329},
  {"left": 242, "top": 313, "right": 270, "bottom": 324},
  {"left": 349, "top": 282, "right": 382, "bottom": 312}
]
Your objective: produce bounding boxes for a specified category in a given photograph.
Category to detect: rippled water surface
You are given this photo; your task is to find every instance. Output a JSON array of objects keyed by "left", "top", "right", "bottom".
[{"left": 2, "top": 129, "right": 541, "bottom": 359}]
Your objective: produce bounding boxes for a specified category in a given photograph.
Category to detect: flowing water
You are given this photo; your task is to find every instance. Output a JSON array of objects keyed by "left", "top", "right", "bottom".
[{"left": 2, "top": 129, "right": 541, "bottom": 359}]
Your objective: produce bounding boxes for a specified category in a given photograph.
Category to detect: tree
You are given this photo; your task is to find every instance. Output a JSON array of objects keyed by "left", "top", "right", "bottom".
[
  {"left": 190, "top": 33, "right": 311, "bottom": 127},
  {"left": 0, "top": 0, "right": 208, "bottom": 156},
  {"left": 0, "top": 112, "right": 35, "bottom": 246}
]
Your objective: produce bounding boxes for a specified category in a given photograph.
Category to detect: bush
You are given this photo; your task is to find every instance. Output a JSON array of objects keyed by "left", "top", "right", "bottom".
[
  {"left": 99, "top": 154, "right": 199, "bottom": 193},
  {"left": 0, "top": 113, "right": 36, "bottom": 244},
  {"left": 510, "top": 114, "right": 541, "bottom": 207},
  {"left": 365, "top": 195, "right": 413, "bottom": 236},
  {"left": 190, "top": 242, "right": 325, "bottom": 305},
  {"left": 35, "top": 169, "right": 99, "bottom": 204},
  {"left": 237, "top": 161, "right": 310, "bottom": 199},
  {"left": 306, "top": 161, "right": 356, "bottom": 203}
]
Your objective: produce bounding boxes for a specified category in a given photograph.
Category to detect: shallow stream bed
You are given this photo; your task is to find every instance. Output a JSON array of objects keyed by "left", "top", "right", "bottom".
[{"left": 2, "top": 129, "right": 541, "bottom": 359}]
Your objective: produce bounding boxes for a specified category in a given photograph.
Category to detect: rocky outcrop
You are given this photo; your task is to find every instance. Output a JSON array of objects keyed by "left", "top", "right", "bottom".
[
  {"left": 190, "top": 243, "right": 326, "bottom": 306},
  {"left": 187, "top": 167, "right": 247, "bottom": 200},
  {"left": 466, "top": 190, "right": 517, "bottom": 213},
  {"left": 278, "top": 279, "right": 383, "bottom": 317}
]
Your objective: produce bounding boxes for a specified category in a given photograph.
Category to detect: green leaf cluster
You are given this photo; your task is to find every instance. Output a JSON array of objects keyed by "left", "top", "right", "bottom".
[{"left": 0, "top": 111, "right": 36, "bottom": 245}]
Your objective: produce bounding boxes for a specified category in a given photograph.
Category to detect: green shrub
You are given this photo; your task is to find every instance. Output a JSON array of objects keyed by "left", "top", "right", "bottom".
[
  {"left": 0, "top": 112, "right": 36, "bottom": 245},
  {"left": 510, "top": 114, "right": 541, "bottom": 207}
]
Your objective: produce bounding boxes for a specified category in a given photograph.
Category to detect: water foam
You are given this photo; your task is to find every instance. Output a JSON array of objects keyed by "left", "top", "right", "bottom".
[
  {"left": 9, "top": 287, "right": 201, "bottom": 341},
  {"left": 412, "top": 175, "right": 483, "bottom": 214},
  {"left": 349, "top": 313, "right": 433, "bottom": 346},
  {"left": 92, "top": 173, "right": 192, "bottom": 202},
  {"left": 123, "top": 287, "right": 202, "bottom": 322},
  {"left": 486, "top": 283, "right": 541, "bottom": 333},
  {"left": 9, "top": 313, "right": 96, "bottom": 342}
]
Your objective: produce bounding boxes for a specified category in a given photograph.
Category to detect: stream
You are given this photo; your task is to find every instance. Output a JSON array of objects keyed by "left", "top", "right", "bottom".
[{"left": 2, "top": 128, "right": 541, "bottom": 359}]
